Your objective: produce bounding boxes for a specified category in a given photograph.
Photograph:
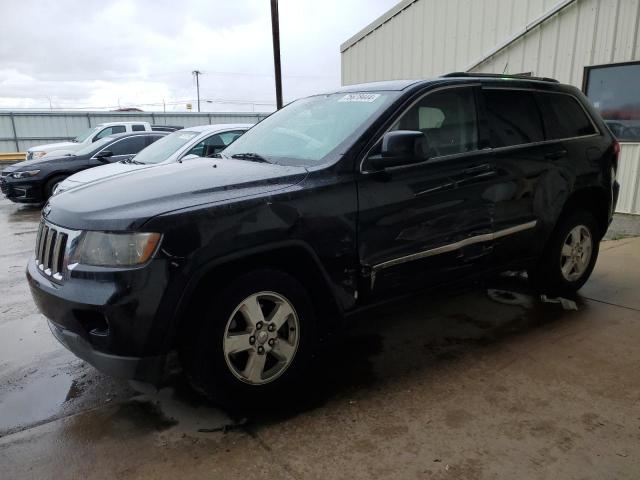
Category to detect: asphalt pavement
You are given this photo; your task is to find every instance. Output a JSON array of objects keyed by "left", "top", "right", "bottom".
[{"left": 1, "top": 196, "right": 639, "bottom": 479}]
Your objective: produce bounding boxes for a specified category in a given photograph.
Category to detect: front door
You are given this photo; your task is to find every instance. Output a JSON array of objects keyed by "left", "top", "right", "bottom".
[{"left": 357, "top": 85, "right": 499, "bottom": 298}]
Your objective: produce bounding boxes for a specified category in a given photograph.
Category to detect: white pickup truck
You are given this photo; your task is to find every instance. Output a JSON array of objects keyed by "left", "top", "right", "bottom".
[{"left": 26, "top": 122, "right": 155, "bottom": 160}]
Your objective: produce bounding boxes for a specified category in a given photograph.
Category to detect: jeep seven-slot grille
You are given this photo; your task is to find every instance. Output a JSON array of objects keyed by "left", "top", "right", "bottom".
[{"left": 35, "top": 221, "right": 69, "bottom": 281}]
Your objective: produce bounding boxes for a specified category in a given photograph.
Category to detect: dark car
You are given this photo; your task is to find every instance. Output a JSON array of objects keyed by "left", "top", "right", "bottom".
[
  {"left": 1, "top": 131, "right": 167, "bottom": 203},
  {"left": 151, "top": 125, "right": 183, "bottom": 132},
  {"left": 28, "top": 74, "right": 619, "bottom": 405}
]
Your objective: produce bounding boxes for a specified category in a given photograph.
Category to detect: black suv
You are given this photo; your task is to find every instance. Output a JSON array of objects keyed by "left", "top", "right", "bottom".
[
  {"left": 2, "top": 131, "right": 167, "bottom": 203},
  {"left": 27, "top": 74, "right": 619, "bottom": 403}
]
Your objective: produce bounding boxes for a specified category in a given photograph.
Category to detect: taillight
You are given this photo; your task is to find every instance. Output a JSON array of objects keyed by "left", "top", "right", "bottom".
[{"left": 613, "top": 139, "right": 620, "bottom": 158}]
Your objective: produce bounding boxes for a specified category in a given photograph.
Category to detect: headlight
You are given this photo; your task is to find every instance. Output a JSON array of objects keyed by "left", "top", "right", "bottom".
[
  {"left": 70, "top": 231, "right": 162, "bottom": 267},
  {"left": 11, "top": 170, "right": 40, "bottom": 179},
  {"left": 52, "top": 183, "right": 63, "bottom": 196},
  {"left": 32, "top": 151, "right": 46, "bottom": 159}
]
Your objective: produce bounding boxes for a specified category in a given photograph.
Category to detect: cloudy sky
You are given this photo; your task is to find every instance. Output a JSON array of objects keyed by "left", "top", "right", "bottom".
[{"left": 0, "top": 0, "right": 397, "bottom": 112}]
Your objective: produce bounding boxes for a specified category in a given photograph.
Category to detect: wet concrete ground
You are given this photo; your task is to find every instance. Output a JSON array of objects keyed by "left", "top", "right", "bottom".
[{"left": 0, "top": 195, "right": 639, "bottom": 479}]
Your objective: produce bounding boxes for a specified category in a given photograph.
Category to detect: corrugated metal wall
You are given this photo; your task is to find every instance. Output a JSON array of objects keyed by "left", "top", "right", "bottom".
[
  {"left": 0, "top": 111, "right": 268, "bottom": 153},
  {"left": 341, "top": 0, "right": 640, "bottom": 87},
  {"left": 341, "top": 0, "right": 640, "bottom": 213},
  {"left": 617, "top": 143, "right": 640, "bottom": 214}
]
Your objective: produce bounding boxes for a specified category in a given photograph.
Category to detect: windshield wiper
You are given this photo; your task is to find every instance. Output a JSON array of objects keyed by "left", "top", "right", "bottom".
[{"left": 230, "top": 152, "right": 270, "bottom": 163}]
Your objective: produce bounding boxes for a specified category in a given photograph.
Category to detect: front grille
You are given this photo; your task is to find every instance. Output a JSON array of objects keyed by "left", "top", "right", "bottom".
[{"left": 35, "top": 220, "right": 80, "bottom": 282}]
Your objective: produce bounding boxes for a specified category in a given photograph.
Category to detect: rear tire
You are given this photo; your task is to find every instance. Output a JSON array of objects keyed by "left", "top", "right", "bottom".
[
  {"left": 44, "top": 175, "right": 67, "bottom": 199},
  {"left": 529, "top": 210, "right": 600, "bottom": 296},
  {"left": 181, "top": 269, "right": 316, "bottom": 407}
]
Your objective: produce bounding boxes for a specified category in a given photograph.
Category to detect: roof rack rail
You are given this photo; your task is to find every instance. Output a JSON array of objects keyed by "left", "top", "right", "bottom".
[{"left": 441, "top": 72, "right": 559, "bottom": 83}]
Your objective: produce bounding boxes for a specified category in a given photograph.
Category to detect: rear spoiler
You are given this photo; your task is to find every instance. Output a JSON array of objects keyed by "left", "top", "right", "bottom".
[{"left": 151, "top": 125, "right": 183, "bottom": 132}]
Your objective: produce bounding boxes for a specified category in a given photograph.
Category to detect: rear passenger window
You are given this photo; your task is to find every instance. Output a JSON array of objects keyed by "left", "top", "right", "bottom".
[
  {"left": 536, "top": 93, "right": 596, "bottom": 139},
  {"left": 484, "top": 89, "right": 544, "bottom": 148},
  {"left": 132, "top": 124, "right": 146, "bottom": 132},
  {"left": 108, "top": 136, "right": 148, "bottom": 156},
  {"left": 390, "top": 87, "right": 478, "bottom": 158}
]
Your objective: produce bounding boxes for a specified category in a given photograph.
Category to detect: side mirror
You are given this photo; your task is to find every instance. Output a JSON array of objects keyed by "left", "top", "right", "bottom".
[
  {"left": 368, "top": 130, "right": 425, "bottom": 170},
  {"left": 95, "top": 150, "right": 113, "bottom": 162},
  {"left": 181, "top": 153, "right": 200, "bottom": 161}
]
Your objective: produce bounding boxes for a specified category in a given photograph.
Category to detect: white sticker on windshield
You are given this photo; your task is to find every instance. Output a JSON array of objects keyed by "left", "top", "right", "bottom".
[
  {"left": 338, "top": 93, "right": 381, "bottom": 103},
  {"left": 178, "top": 134, "right": 196, "bottom": 140}
]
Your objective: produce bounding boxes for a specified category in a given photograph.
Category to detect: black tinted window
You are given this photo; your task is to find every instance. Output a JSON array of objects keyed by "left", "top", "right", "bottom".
[
  {"left": 484, "top": 89, "right": 544, "bottom": 147},
  {"left": 108, "top": 136, "right": 148, "bottom": 156},
  {"left": 390, "top": 87, "right": 478, "bottom": 158},
  {"left": 536, "top": 92, "right": 596, "bottom": 139},
  {"left": 132, "top": 124, "right": 146, "bottom": 131}
]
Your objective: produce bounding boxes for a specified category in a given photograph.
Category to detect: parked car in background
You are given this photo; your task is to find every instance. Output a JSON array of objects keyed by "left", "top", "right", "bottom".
[
  {"left": 25, "top": 122, "right": 181, "bottom": 160},
  {"left": 53, "top": 124, "right": 251, "bottom": 195},
  {"left": 150, "top": 125, "right": 184, "bottom": 133},
  {"left": 28, "top": 75, "right": 619, "bottom": 405},
  {"left": 2, "top": 131, "right": 167, "bottom": 203}
]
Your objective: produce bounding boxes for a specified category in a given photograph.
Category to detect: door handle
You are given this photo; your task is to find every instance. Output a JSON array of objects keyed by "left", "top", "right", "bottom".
[
  {"left": 545, "top": 149, "right": 567, "bottom": 160},
  {"left": 462, "top": 164, "right": 492, "bottom": 175}
]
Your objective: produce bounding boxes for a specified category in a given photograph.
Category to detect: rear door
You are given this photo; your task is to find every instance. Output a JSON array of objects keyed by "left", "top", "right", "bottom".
[
  {"left": 482, "top": 87, "right": 565, "bottom": 266},
  {"left": 357, "top": 85, "right": 500, "bottom": 297}
]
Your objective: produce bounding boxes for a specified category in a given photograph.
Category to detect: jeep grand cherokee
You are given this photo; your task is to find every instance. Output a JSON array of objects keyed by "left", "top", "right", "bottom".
[{"left": 27, "top": 74, "right": 619, "bottom": 404}]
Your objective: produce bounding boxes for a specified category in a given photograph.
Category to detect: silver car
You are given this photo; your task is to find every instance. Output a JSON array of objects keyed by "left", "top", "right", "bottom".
[{"left": 54, "top": 123, "right": 252, "bottom": 195}]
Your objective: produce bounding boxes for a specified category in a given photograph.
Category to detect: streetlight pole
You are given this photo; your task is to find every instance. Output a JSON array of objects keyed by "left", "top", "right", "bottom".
[
  {"left": 192, "top": 70, "right": 202, "bottom": 112},
  {"left": 270, "top": 0, "right": 283, "bottom": 109}
]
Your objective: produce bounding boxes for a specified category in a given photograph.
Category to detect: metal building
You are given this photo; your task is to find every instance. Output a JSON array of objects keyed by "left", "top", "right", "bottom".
[{"left": 341, "top": 0, "right": 640, "bottom": 214}]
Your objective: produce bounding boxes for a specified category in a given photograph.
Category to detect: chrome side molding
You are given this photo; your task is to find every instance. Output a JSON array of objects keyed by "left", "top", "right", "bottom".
[{"left": 369, "top": 220, "right": 538, "bottom": 288}]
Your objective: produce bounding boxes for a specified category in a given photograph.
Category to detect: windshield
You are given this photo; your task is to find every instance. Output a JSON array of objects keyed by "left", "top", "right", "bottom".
[
  {"left": 133, "top": 130, "right": 199, "bottom": 164},
  {"left": 223, "top": 92, "right": 393, "bottom": 166},
  {"left": 73, "top": 126, "right": 100, "bottom": 143},
  {"left": 74, "top": 136, "right": 114, "bottom": 156}
]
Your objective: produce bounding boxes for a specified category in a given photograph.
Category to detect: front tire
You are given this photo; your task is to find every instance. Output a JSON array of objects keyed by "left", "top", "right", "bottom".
[
  {"left": 529, "top": 210, "right": 600, "bottom": 296},
  {"left": 182, "top": 269, "right": 316, "bottom": 406},
  {"left": 44, "top": 175, "right": 67, "bottom": 199}
]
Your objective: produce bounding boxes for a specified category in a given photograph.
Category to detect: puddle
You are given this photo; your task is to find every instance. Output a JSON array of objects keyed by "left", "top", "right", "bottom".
[
  {"left": 487, "top": 288, "right": 535, "bottom": 308},
  {"left": 0, "top": 372, "right": 73, "bottom": 435}
]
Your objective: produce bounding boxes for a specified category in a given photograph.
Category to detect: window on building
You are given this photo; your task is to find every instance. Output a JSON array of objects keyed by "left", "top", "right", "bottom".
[
  {"left": 535, "top": 92, "right": 596, "bottom": 140},
  {"left": 483, "top": 89, "right": 544, "bottom": 148},
  {"left": 585, "top": 62, "right": 640, "bottom": 141},
  {"left": 390, "top": 87, "right": 478, "bottom": 158}
]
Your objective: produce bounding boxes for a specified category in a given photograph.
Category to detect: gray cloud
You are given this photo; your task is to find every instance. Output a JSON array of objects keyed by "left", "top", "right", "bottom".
[{"left": 0, "top": 0, "right": 397, "bottom": 111}]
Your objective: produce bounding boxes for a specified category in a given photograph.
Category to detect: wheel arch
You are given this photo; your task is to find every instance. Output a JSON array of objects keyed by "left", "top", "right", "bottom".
[
  {"left": 171, "top": 241, "right": 345, "bottom": 348},
  {"left": 558, "top": 185, "right": 611, "bottom": 238}
]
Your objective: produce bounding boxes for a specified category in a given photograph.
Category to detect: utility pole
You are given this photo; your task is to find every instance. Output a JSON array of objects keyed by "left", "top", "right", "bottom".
[
  {"left": 270, "top": 0, "right": 283, "bottom": 109},
  {"left": 192, "top": 70, "right": 202, "bottom": 112}
]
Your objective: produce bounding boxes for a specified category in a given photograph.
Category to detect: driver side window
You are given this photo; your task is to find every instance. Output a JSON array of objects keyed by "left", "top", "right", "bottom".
[
  {"left": 389, "top": 88, "right": 479, "bottom": 159},
  {"left": 187, "top": 130, "right": 245, "bottom": 158}
]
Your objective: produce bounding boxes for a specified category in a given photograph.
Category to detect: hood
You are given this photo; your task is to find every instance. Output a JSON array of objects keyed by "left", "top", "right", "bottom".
[
  {"left": 62, "top": 161, "right": 154, "bottom": 186},
  {"left": 28, "top": 141, "right": 79, "bottom": 153},
  {"left": 46, "top": 158, "right": 308, "bottom": 230},
  {"left": 2, "top": 154, "right": 76, "bottom": 172}
]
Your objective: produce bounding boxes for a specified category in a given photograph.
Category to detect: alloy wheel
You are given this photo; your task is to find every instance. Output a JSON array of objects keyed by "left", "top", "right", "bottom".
[
  {"left": 560, "top": 225, "right": 593, "bottom": 282},
  {"left": 222, "top": 291, "right": 299, "bottom": 385}
]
